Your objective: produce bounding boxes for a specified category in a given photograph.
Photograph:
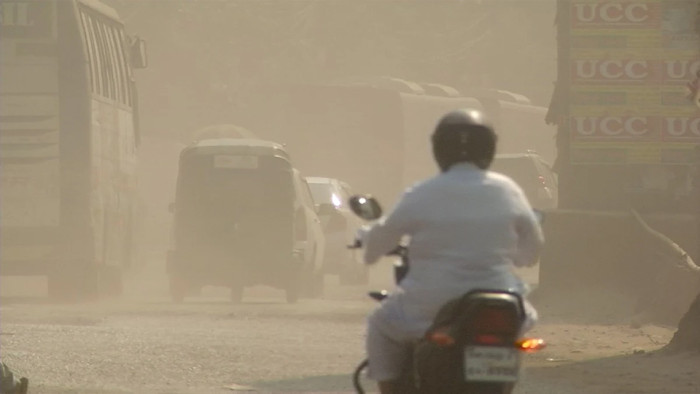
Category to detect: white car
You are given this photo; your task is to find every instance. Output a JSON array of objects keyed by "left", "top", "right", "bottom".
[
  {"left": 291, "top": 170, "right": 327, "bottom": 295},
  {"left": 306, "top": 177, "right": 369, "bottom": 284},
  {"left": 491, "top": 151, "right": 558, "bottom": 210}
]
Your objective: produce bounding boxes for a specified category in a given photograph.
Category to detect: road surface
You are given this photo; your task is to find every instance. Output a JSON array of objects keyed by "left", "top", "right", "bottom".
[{"left": 1, "top": 263, "right": 696, "bottom": 393}]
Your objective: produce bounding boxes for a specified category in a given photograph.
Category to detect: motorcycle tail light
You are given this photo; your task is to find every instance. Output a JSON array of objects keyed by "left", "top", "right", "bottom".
[
  {"left": 469, "top": 306, "right": 521, "bottom": 346},
  {"left": 517, "top": 338, "right": 546, "bottom": 352},
  {"left": 474, "top": 334, "right": 507, "bottom": 346},
  {"left": 472, "top": 308, "right": 518, "bottom": 333},
  {"left": 428, "top": 327, "right": 455, "bottom": 347}
]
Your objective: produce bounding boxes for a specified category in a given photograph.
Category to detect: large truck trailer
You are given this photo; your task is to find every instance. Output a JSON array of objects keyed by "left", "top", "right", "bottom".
[{"left": 240, "top": 79, "right": 556, "bottom": 205}]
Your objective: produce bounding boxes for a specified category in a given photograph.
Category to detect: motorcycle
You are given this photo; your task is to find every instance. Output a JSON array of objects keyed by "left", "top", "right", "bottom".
[{"left": 348, "top": 195, "right": 545, "bottom": 394}]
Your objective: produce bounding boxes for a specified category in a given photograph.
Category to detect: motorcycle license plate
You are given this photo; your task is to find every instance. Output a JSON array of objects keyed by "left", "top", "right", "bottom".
[{"left": 464, "top": 346, "right": 521, "bottom": 382}]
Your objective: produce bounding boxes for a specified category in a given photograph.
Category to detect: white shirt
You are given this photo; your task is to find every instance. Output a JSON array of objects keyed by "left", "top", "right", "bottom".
[{"left": 360, "top": 162, "right": 544, "bottom": 337}]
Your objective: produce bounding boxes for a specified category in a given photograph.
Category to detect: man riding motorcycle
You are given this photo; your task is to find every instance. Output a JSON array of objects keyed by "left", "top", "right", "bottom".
[{"left": 355, "top": 108, "right": 544, "bottom": 394}]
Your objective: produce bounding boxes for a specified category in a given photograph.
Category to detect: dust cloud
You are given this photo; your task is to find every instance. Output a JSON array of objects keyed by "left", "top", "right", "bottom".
[
  {"left": 2, "top": 0, "right": 560, "bottom": 304},
  {"left": 4, "top": 2, "right": 700, "bottom": 392},
  {"left": 112, "top": 1, "right": 558, "bottom": 288},
  {"left": 108, "top": 0, "right": 697, "bottom": 333}
]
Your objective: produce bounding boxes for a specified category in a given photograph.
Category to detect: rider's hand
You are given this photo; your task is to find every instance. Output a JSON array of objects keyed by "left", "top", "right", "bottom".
[{"left": 354, "top": 226, "right": 371, "bottom": 246}]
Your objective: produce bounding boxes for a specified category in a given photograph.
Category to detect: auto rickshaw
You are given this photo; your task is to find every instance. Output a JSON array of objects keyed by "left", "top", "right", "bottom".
[{"left": 166, "top": 138, "right": 323, "bottom": 303}]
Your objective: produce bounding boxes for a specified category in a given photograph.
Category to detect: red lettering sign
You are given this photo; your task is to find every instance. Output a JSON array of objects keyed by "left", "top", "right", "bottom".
[
  {"left": 663, "top": 59, "right": 700, "bottom": 84},
  {"left": 571, "top": 59, "right": 660, "bottom": 83},
  {"left": 662, "top": 117, "right": 700, "bottom": 140},
  {"left": 571, "top": 1, "right": 660, "bottom": 28},
  {"left": 571, "top": 116, "right": 660, "bottom": 139}
]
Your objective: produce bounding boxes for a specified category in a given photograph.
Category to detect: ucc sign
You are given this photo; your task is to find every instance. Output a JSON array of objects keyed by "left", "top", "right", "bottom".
[
  {"left": 572, "top": 116, "right": 654, "bottom": 137},
  {"left": 572, "top": 59, "right": 700, "bottom": 82},
  {"left": 571, "top": 2, "right": 659, "bottom": 26},
  {"left": 572, "top": 116, "right": 700, "bottom": 139},
  {"left": 572, "top": 60, "right": 655, "bottom": 82},
  {"left": 663, "top": 117, "right": 700, "bottom": 138}
]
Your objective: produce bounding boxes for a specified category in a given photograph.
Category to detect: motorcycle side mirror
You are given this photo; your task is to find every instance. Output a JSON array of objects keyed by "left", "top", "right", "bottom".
[{"left": 348, "top": 195, "right": 383, "bottom": 220}]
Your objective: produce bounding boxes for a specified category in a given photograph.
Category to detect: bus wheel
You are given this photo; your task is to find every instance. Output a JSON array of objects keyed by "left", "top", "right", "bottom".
[{"left": 169, "top": 274, "right": 187, "bottom": 303}]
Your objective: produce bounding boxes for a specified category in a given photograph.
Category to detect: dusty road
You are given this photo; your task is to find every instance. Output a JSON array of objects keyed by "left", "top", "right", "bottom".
[{"left": 1, "top": 264, "right": 698, "bottom": 394}]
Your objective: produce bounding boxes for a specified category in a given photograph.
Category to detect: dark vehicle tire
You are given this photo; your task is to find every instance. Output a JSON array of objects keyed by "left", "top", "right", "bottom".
[
  {"left": 169, "top": 274, "right": 187, "bottom": 303},
  {"left": 19, "top": 377, "right": 29, "bottom": 394}
]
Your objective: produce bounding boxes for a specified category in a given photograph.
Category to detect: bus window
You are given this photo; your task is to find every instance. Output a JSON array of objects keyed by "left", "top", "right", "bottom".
[
  {"left": 0, "top": 0, "right": 53, "bottom": 38},
  {"left": 116, "top": 29, "right": 133, "bottom": 106},
  {"left": 94, "top": 19, "right": 116, "bottom": 101},
  {"left": 79, "top": 11, "right": 100, "bottom": 95},
  {"left": 85, "top": 15, "right": 107, "bottom": 97},
  {"left": 103, "top": 24, "right": 122, "bottom": 104},
  {"left": 107, "top": 25, "right": 129, "bottom": 106}
]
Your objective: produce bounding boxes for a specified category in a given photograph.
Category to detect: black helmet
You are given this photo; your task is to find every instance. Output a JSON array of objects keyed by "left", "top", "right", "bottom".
[{"left": 431, "top": 108, "right": 497, "bottom": 172}]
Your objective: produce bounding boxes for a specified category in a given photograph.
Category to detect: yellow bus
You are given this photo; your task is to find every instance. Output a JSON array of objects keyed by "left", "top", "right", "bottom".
[{"left": 0, "top": 0, "right": 147, "bottom": 298}]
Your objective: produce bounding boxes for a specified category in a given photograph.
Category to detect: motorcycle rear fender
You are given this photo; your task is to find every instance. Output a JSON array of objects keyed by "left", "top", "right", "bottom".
[{"left": 426, "top": 289, "right": 526, "bottom": 345}]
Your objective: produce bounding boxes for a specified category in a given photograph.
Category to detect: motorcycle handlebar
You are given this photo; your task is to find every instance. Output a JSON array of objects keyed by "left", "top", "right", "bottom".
[
  {"left": 347, "top": 239, "right": 362, "bottom": 249},
  {"left": 348, "top": 241, "right": 406, "bottom": 258},
  {"left": 386, "top": 245, "right": 406, "bottom": 256}
]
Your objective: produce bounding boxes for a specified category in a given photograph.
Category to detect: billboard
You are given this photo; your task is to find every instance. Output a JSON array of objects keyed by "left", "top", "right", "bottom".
[{"left": 567, "top": 0, "right": 700, "bottom": 164}]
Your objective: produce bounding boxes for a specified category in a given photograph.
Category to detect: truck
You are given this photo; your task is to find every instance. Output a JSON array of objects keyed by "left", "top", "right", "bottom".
[{"left": 239, "top": 78, "right": 557, "bottom": 206}]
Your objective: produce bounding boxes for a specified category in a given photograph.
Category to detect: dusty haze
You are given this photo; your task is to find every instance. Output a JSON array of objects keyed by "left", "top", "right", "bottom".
[
  {"left": 107, "top": 0, "right": 557, "bottom": 260},
  {"left": 3, "top": 2, "right": 700, "bottom": 393}
]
